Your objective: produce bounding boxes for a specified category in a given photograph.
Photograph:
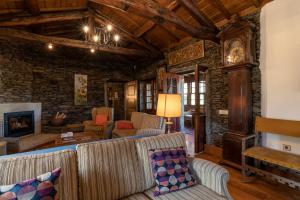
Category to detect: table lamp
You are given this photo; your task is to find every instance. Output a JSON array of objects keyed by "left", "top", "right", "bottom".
[{"left": 156, "top": 94, "right": 182, "bottom": 134}]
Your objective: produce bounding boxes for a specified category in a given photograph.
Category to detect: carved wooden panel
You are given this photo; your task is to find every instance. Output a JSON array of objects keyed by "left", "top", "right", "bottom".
[{"left": 168, "top": 41, "right": 205, "bottom": 66}]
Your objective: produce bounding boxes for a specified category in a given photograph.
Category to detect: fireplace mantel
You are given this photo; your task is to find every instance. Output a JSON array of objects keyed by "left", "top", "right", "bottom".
[{"left": 0, "top": 103, "right": 41, "bottom": 137}]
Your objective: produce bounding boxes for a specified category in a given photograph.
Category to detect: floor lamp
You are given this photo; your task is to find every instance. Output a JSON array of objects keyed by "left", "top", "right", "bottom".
[{"left": 156, "top": 94, "right": 182, "bottom": 134}]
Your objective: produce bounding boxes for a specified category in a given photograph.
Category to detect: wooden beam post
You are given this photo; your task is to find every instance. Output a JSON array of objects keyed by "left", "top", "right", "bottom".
[
  {"left": 177, "top": 0, "right": 218, "bottom": 31},
  {"left": 0, "top": 11, "right": 89, "bottom": 27},
  {"left": 89, "top": 0, "right": 218, "bottom": 42},
  {"left": 0, "top": 28, "right": 155, "bottom": 57},
  {"left": 25, "top": 0, "right": 40, "bottom": 16}
]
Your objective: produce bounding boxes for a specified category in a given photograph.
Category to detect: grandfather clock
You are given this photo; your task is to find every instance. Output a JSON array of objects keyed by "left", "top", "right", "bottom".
[{"left": 218, "top": 20, "right": 257, "bottom": 168}]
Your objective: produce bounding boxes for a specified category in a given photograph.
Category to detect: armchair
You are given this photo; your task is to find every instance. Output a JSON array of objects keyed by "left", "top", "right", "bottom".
[{"left": 83, "top": 107, "right": 114, "bottom": 138}]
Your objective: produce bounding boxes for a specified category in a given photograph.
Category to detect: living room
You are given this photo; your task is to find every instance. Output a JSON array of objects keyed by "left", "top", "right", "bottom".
[{"left": 0, "top": 0, "right": 300, "bottom": 199}]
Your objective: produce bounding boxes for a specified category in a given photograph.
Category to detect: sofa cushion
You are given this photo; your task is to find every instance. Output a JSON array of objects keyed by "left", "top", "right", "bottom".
[
  {"left": 0, "top": 168, "right": 61, "bottom": 199},
  {"left": 144, "top": 184, "right": 226, "bottom": 200},
  {"left": 121, "top": 193, "right": 150, "bottom": 200},
  {"left": 0, "top": 150, "right": 78, "bottom": 200},
  {"left": 135, "top": 133, "right": 186, "bottom": 190},
  {"left": 113, "top": 128, "right": 138, "bottom": 138},
  {"left": 140, "top": 114, "right": 162, "bottom": 130},
  {"left": 131, "top": 112, "right": 144, "bottom": 129},
  {"left": 77, "top": 138, "right": 145, "bottom": 200},
  {"left": 150, "top": 147, "right": 196, "bottom": 196}
]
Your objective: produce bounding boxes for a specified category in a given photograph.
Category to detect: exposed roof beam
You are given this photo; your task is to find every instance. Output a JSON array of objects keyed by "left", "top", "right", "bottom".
[
  {"left": 89, "top": 0, "right": 218, "bottom": 42},
  {"left": 134, "top": 1, "right": 178, "bottom": 37},
  {"left": 207, "top": 0, "right": 231, "bottom": 19},
  {"left": 0, "top": 11, "right": 89, "bottom": 27},
  {"left": 252, "top": 0, "right": 261, "bottom": 7},
  {"left": 25, "top": 0, "right": 40, "bottom": 16},
  {"left": 0, "top": 28, "right": 154, "bottom": 57},
  {"left": 177, "top": 0, "right": 217, "bottom": 31},
  {"left": 91, "top": 10, "right": 162, "bottom": 56}
]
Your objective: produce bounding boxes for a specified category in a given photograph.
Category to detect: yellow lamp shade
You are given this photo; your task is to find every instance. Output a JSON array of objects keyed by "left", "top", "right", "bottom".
[{"left": 156, "top": 94, "right": 182, "bottom": 118}]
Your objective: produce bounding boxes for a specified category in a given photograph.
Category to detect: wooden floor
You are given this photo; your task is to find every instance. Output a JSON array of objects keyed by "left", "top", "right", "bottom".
[{"left": 197, "top": 152, "right": 300, "bottom": 200}]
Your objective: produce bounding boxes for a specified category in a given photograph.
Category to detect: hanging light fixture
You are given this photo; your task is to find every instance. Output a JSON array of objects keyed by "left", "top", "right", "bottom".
[
  {"left": 47, "top": 43, "right": 53, "bottom": 50},
  {"left": 82, "top": 23, "right": 120, "bottom": 51}
]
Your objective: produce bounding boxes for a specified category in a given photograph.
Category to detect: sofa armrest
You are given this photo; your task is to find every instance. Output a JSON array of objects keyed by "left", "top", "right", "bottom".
[
  {"left": 83, "top": 120, "right": 94, "bottom": 126},
  {"left": 190, "top": 158, "right": 232, "bottom": 200},
  {"left": 114, "top": 120, "right": 131, "bottom": 127}
]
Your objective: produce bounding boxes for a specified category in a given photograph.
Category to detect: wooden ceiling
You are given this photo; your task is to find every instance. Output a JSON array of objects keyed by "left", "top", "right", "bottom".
[{"left": 0, "top": 0, "right": 272, "bottom": 65}]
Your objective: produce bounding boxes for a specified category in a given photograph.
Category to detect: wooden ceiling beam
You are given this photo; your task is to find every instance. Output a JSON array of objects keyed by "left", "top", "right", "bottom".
[
  {"left": 91, "top": 10, "right": 162, "bottom": 56},
  {"left": 207, "top": 0, "right": 231, "bottom": 19},
  {"left": 0, "top": 11, "right": 89, "bottom": 27},
  {"left": 177, "top": 0, "right": 217, "bottom": 31},
  {"left": 252, "top": 0, "right": 261, "bottom": 7},
  {"left": 89, "top": 0, "right": 218, "bottom": 42},
  {"left": 0, "top": 28, "right": 154, "bottom": 57},
  {"left": 25, "top": 0, "right": 40, "bottom": 16},
  {"left": 134, "top": 1, "right": 178, "bottom": 38}
]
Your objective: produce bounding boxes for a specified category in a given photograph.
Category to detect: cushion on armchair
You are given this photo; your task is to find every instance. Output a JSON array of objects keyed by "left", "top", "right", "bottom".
[
  {"left": 117, "top": 121, "right": 134, "bottom": 129},
  {"left": 95, "top": 114, "right": 108, "bottom": 126}
]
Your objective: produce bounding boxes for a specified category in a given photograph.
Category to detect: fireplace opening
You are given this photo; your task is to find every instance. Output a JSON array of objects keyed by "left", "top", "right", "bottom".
[{"left": 4, "top": 111, "right": 35, "bottom": 137}]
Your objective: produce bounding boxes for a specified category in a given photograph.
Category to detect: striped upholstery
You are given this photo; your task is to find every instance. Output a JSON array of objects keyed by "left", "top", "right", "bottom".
[
  {"left": 76, "top": 138, "right": 145, "bottom": 200},
  {"left": 140, "top": 114, "right": 163, "bottom": 130},
  {"left": 122, "top": 193, "right": 150, "bottom": 200},
  {"left": 0, "top": 149, "right": 78, "bottom": 200},
  {"left": 190, "top": 158, "right": 232, "bottom": 199},
  {"left": 144, "top": 184, "right": 226, "bottom": 200},
  {"left": 136, "top": 128, "right": 165, "bottom": 136},
  {"left": 135, "top": 132, "right": 186, "bottom": 190}
]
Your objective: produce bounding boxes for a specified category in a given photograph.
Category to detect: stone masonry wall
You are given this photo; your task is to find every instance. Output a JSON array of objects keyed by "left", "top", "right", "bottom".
[{"left": 0, "top": 39, "right": 131, "bottom": 130}]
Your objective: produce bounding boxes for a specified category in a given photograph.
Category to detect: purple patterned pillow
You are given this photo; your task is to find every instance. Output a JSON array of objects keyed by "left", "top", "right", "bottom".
[
  {"left": 149, "top": 147, "right": 196, "bottom": 196},
  {"left": 0, "top": 168, "right": 61, "bottom": 200}
]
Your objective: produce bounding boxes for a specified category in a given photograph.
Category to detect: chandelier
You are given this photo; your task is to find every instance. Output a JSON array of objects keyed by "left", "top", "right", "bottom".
[{"left": 82, "top": 24, "right": 120, "bottom": 53}]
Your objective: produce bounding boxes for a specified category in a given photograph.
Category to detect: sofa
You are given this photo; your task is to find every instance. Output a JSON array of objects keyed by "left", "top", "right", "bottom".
[
  {"left": 83, "top": 107, "right": 114, "bottom": 138},
  {"left": 0, "top": 133, "right": 232, "bottom": 200},
  {"left": 113, "top": 112, "right": 165, "bottom": 138}
]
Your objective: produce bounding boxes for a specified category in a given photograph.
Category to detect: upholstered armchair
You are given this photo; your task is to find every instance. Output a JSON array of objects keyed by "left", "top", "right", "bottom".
[{"left": 83, "top": 107, "right": 114, "bottom": 138}]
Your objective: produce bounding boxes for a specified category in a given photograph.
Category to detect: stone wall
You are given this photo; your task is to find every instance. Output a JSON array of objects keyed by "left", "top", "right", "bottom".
[
  {"left": 0, "top": 39, "right": 131, "bottom": 131},
  {"left": 134, "top": 12, "right": 261, "bottom": 147}
]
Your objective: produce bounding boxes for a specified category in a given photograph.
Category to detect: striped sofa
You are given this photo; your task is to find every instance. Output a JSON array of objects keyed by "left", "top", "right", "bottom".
[{"left": 0, "top": 133, "right": 232, "bottom": 200}]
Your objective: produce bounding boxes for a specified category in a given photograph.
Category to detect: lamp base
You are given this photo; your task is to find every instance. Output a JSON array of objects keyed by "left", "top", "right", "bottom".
[{"left": 165, "top": 117, "right": 173, "bottom": 134}]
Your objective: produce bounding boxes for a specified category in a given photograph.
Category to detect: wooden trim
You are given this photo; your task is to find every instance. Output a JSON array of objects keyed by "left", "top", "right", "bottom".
[
  {"left": 255, "top": 117, "right": 300, "bottom": 138},
  {"left": 0, "top": 11, "right": 89, "bottom": 27},
  {"left": 0, "top": 28, "right": 154, "bottom": 57},
  {"left": 25, "top": 0, "right": 40, "bottom": 16},
  {"left": 207, "top": 0, "right": 231, "bottom": 19}
]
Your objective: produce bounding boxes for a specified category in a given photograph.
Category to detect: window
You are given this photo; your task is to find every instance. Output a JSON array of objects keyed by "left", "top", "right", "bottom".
[
  {"left": 183, "top": 78, "right": 206, "bottom": 109},
  {"left": 146, "top": 83, "right": 152, "bottom": 109},
  {"left": 142, "top": 80, "right": 157, "bottom": 113}
]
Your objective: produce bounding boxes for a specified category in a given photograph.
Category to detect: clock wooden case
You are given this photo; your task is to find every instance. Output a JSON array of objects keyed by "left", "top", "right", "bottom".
[
  {"left": 218, "top": 20, "right": 257, "bottom": 168},
  {"left": 219, "top": 20, "right": 257, "bottom": 68}
]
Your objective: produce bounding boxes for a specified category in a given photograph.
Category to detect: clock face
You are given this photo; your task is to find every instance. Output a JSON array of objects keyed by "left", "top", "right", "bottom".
[{"left": 225, "top": 39, "right": 245, "bottom": 64}]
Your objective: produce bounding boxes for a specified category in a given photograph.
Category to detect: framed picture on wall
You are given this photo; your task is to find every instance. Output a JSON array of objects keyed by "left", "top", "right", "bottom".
[
  {"left": 156, "top": 65, "right": 167, "bottom": 91},
  {"left": 74, "top": 74, "right": 88, "bottom": 105}
]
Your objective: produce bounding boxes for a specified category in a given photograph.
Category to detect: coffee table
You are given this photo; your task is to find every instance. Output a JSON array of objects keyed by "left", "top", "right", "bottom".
[{"left": 40, "top": 132, "right": 105, "bottom": 149}]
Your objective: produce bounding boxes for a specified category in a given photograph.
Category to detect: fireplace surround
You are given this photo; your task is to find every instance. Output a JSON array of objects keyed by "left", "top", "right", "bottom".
[{"left": 4, "top": 111, "right": 35, "bottom": 137}]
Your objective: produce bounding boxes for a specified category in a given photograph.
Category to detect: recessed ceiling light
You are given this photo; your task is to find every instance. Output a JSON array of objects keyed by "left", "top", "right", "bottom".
[
  {"left": 90, "top": 48, "right": 95, "bottom": 53},
  {"left": 83, "top": 25, "right": 89, "bottom": 33},
  {"left": 48, "top": 43, "right": 53, "bottom": 50}
]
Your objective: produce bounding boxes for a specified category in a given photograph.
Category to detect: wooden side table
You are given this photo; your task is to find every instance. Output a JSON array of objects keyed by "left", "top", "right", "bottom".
[{"left": 0, "top": 141, "right": 7, "bottom": 156}]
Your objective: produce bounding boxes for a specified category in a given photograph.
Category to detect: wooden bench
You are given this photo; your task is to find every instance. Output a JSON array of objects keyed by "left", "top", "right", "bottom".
[{"left": 242, "top": 117, "right": 300, "bottom": 189}]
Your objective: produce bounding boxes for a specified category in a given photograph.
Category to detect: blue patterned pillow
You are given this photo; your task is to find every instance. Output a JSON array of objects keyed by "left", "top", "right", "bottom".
[
  {"left": 0, "top": 168, "right": 61, "bottom": 200},
  {"left": 149, "top": 147, "right": 196, "bottom": 196}
]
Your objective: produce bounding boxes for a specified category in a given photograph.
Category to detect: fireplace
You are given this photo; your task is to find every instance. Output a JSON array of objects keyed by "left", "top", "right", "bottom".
[{"left": 4, "top": 111, "right": 35, "bottom": 137}]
